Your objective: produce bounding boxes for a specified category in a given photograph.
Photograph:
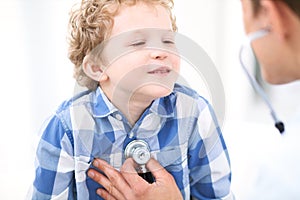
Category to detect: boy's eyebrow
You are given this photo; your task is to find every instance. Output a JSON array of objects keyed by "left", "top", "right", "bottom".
[
  {"left": 115, "top": 28, "right": 175, "bottom": 43},
  {"left": 130, "top": 28, "right": 174, "bottom": 35},
  {"left": 131, "top": 29, "right": 146, "bottom": 36}
]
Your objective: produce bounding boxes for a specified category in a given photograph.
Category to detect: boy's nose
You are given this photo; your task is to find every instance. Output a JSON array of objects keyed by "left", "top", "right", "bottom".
[{"left": 150, "top": 49, "right": 168, "bottom": 60}]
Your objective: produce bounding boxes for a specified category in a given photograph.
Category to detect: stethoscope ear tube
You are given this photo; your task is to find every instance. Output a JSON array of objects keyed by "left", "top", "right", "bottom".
[{"left": 239, "top": 29, "right": 285, "bottom": 134}]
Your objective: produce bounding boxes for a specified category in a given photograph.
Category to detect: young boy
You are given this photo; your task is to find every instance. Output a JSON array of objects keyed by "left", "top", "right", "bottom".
[{"left": 29, "top": 0, "right": 233, "bottom": 199}]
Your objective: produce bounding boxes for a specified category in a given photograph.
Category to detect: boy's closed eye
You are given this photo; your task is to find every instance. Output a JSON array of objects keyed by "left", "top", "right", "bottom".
[
  {"left": 129, "top": 38, "right": 175, "bottom": 48},
  {"left": 162, "top": 38, "right": 175, "bottom": 44},
  {"left": 130, "top": 39, "right": 146, "bottom": 46}
]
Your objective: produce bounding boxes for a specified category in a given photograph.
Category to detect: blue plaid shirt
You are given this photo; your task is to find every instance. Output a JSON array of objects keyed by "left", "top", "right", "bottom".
[{"left": 29, "top": 84, "right": 233, "bottom": 200}]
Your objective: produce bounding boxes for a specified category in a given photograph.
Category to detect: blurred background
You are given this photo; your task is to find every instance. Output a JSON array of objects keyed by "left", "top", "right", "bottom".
[{"left": 1, "top": 0, "right": 300, "bottom": 199}]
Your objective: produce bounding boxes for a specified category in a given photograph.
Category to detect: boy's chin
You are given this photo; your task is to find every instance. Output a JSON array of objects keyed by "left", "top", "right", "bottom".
[{"left": 139, "top": 85, "right": 174, "bottom": 98}]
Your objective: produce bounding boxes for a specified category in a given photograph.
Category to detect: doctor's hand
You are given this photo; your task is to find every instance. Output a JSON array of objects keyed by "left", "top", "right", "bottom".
[{"left": 87, "top": 158, "right": 183, "bottom": 200}]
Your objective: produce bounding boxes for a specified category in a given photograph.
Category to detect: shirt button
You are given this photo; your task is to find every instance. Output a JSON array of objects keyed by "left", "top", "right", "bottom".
[
  {"left": 115, "top": 113, "right": 122, "bottom": 121},
  {"left": 77, "top": 172, "right": 85, "bottom": 181},
  {"left": 129, "top": 132, "right": 134, "bottom": 138}
]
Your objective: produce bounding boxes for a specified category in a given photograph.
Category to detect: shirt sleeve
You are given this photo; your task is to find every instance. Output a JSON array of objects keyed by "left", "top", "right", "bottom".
[
  {"left": 188, "top": 98, "right": 234, "bottom": 200},
  {"left": 29, "top": 114, "right": 76, "bottom": 200}
]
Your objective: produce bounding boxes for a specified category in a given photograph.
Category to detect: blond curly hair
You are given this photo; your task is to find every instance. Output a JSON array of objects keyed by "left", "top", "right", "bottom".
[{"left": 68, "top": 0, "right": 177, "bottom": 90}]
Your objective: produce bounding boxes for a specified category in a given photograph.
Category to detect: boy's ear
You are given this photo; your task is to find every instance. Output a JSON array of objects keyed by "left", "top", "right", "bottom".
[{"left": 82, "top": 55, "right": 108, "bottom": 82}]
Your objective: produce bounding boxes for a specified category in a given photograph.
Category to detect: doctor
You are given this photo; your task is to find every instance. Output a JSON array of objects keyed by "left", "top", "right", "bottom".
[
  {"left": 239, "top": 0, "right": 300, "bottom": 199},
  {"left": 89, "top": 0, "right": 300, "bottom": 199}
]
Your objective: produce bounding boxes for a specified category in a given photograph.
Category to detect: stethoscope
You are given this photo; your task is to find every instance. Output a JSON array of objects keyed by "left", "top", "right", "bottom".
[
  {"left": 124, "top": 140, "right": 155, "bottom": 183},
  {"left": 239, "top": 28, "right": 285, "bottom": 134}
]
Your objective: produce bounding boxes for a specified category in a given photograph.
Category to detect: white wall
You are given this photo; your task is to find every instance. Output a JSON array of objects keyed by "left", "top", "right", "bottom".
[
  {"left": 0, "top": 0, "right": 75, "bottom": 198},
  {"left": 1, "top": 0, "right": 300, "bottom": 199}
]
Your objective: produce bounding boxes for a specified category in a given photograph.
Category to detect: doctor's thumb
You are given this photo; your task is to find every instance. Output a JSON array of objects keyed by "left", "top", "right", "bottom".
[{"left": 146, "top": 158, "right": 173, "bottom": 181}]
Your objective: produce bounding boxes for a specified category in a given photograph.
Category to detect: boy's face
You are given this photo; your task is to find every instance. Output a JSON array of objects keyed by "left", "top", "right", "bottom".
[{"left": 99, "top": 2, "right": 180, "bottom": 100}]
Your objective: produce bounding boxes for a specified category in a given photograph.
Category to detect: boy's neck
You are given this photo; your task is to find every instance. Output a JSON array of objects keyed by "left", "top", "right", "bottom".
[
  {"left": 102, "top": 86, "right": 154, "bottom": 126},
  {"left": 127, "top": 97, "right": 153, "bottom": 126}
]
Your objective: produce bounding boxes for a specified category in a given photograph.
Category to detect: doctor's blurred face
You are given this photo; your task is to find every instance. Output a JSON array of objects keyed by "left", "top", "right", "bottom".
[{"left": 241, "top": 0, "right": 299, "bottom": 84}]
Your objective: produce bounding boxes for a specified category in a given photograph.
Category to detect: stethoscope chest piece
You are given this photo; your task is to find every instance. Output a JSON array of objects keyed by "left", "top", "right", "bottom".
[
  {"left": 124, "top": 140, "right": 154, "bottom": 183},
  {"left": 124, "top": 140, "right": 151, "bottom": 169}
]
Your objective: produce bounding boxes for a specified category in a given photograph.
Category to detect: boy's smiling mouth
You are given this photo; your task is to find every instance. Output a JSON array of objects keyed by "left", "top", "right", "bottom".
[{"left": 147, "top": 66, "right": 171, "bottom": 77}]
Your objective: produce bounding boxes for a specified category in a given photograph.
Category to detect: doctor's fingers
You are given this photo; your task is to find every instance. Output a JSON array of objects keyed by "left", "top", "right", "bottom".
[
  {"left": 146, "top": 158, "right": 175, "bottom": 183},
  {"left": 96, "top": 188, "right": 119, "bottom": 200},
  {"left": 87, "top": 168, "right": 127, "bottom": 200},
  {"left": 89, "top": 159, "right": 131, "bottom": 199},
  {"left": 120, "top": 158, "right": 150, "bottom": 194}
]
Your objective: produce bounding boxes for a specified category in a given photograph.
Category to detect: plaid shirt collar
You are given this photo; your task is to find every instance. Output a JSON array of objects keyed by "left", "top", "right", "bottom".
[{"left": 89, "top": 86, "right": 176, "bottom": 119}]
